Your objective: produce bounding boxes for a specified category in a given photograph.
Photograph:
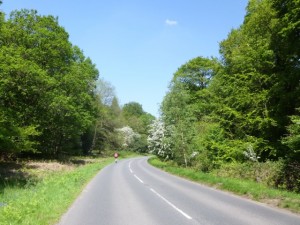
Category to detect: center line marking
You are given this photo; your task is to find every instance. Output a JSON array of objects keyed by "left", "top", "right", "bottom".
[
  {"left": 134, "top": 175, "right": 144, "bottom": 184},
  {"left": 129, "top": 162, "right": 133, "bottom": 173},
  {"left": 150, "top": 188, "right": 192, "bottom": 220}
]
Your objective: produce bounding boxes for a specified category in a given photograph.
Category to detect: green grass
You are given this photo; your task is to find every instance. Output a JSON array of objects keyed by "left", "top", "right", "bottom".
[
  {"left": 149, "top": 157, "right": 300, "bottom": 213},
  {"left": 117, "top": 150, "right": 145, "bottom": 159},
  {"left": 0, "top": 151, "right": 143, "bottom": 225},
  {"left": 0, "top": 157, "right": 113, "bottom": 225}
]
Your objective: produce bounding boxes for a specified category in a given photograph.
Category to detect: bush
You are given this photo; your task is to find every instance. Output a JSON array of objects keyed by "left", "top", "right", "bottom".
[
  {"left": 190, "top": 151, "right": 215, "bottom": 172},
  {"left": 275, "top": 161, "right": 300, "bottom": 192},
  {"left": 212, "top": 160, "right": 284, "bottom": 187}
]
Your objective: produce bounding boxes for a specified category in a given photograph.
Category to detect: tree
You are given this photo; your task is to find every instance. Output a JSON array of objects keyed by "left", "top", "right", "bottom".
[
  {"left": 214, "top": 0, "right": 281, "bottom": 160},
  {"left": 91, "top": 87, "right": 123, "bottom": 154},
  {"left": 147, "top": 118, "right": 173, "bottom": 159},
  {"left": 116, "top": 126, "right": 140, "bottom": 149},
  {"left": 96, "top": 78, "right": 116, "bottom": 106},
  {"left": 122, "top": 101, "right": 153, "bottom": 136},
  {"left": 161, "top": 84, "right": 197, "bottom": 166},
  {"left": 114, "top": 102, "right": 155, "bottom": 152},
  {"left": 122, "top": 102, "right": 144, "bottom": 119},
  {"left": 282, "top": 109, "right": 300, "bottom": 160},
  {"left": 173, "top": 57, "right": 218, "bottom": 91},
  {"left": 270, "top": 0, "right": 300, "bottom": 158},
  {"left": 160, "top": 56, "right": 220, "bottom": 166},
  {"left": 271, "top": 0, "right": 300, "bottom": 60},
  {"left": 154, "top": 0, "right": 300, "bottom": 183},
  {"left": 0, "top": 9, "right": 99, "bottom": 156},
  {"left": 0, "top": 10, "right": 56, "bottom": 153},
  {"left": 110, "top": 97, "right": 122, "bottom": 118}
]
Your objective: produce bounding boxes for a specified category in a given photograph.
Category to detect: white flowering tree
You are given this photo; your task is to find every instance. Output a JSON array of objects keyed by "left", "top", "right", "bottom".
[
  {"left": 147, "top": 118, "right": 173, "bottom": 159},
  {"left": 243, "top": 144, "right": 260, "bottom": 162},
  {"left": 116, "top": 126, "right": 140, "bottom": 149}
]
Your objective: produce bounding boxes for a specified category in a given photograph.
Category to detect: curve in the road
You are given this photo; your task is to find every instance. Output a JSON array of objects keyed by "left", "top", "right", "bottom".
[{"left": 58, "top": 157, "right": 300, "bottom": 225}]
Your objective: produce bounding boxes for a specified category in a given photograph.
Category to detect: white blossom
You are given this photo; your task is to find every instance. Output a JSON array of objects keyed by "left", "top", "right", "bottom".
[
  {"left": 147, "top": 118, "right": 173, "bottom": 158},
  {"left": 190, "top": 151, "right": 198, "bottom": 158},
  {"left": 243, "top": 145, "right": 260, "bottom": 162},
  {"left": 116, "top": 126, "right": 140, "bottom": 147}
]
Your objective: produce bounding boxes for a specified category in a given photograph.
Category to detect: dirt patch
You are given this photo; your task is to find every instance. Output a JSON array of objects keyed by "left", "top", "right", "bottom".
[
  {"left": 261, "top": 198, "right": 281, "bottom": 207},
  {"left": 1, "top": 158, "right": 98, "bottom": 185},
  {"left": 0, "top": 162, "right": 29, "bottom": 181},
  {"left": 26, "top": 161, "right": 75, "bottom": 172},
  {"left": 70, "top": 158, "right": 95, "bottom": 165}
]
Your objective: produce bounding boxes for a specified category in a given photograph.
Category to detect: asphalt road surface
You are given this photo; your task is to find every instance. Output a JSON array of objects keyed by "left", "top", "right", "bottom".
[{"left": 58, "top": 157, "right": 300, "bottom": 225}]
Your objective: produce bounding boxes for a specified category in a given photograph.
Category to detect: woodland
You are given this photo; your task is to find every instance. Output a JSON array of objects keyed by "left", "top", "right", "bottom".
[
  {"left": 0, "top": 5, "right": 154, "bottom": 158},
  {"left": 148, "top": 0, "right": 300, "bottom": 192},
  {"left": 1, "top": 0, "right": 300, "bottom": 192}
]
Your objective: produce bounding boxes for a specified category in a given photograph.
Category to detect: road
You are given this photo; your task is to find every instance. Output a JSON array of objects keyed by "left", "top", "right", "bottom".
[{"left": 58, "top": 157, "right": 300, "bottom": 225}]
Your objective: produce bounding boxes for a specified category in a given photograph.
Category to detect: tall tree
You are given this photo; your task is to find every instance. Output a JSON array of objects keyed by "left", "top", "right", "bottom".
[
  {"left": 282, "top": 110, "right": 300, "bottom": 160},
  {"left": 122, "top": 102, "right": 145, "bottom": 133},
  {"left": 90, "top": 82, "right": 123, "bottom": 153},
  {"left": 110, "top": 97, "right": 122, "bottom": 118},
  {"left": 161, "top": 85, "right": 195, "bottom": 166},
  {"left": 270, "top": 0, "right": 300, "bottom": 159},
  {"left": 0, "top": 9, "right": 99, "bottom": 155},
  {"left": 96, "top": 78, "right": 116, "bottom": 106},
  {"left": 119, "top": 102, "right": 154, "bottom": 152},
  {"left": 216, "top": 0, "right": 279, "bottom": 159},
  {"left": 122, "top": 102, "right": 144, "bottom": 118},
  {"left": 173, "top": 57, "right": 217, "bottom": 91},
  {"left": 148, "top": 118, "right": 173, "bottom": 159},
  {"left": 160, "top": 56, "right": 219, "bottom": 166}
]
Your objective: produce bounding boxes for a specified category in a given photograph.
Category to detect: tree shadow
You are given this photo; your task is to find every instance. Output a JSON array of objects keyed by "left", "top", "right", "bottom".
[
  {"left": 0, "top": 161, "right": 37, "bottom": 194},
  {"left": 69, "top": 159, "right": 86, "bottom": 165},
  {"left": 0, "top": 154, "right": 93, "bottom": 196}
]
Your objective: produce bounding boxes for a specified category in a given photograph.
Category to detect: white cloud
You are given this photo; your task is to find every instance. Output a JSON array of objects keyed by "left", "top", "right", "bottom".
[{"left": 165, "top": 19, "right": 178, "bottom": 26}]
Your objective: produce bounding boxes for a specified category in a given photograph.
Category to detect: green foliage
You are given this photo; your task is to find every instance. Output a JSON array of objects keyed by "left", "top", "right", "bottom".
[
  {"left": 130, "top": 134, "right": 148, "bottom": 153},
  {"left": 158, "top": 0, "right": 300, "bottom": 194},
  {"left": 122, "top": 102, "right": 144, "bottom": 119},
  {"left": 271, "top": 0, "right": 300, "bottom": 58},
  {"left": 90, "top": 98, "right": 122, "bottom": 153},
  {"left": 91, "top": 83, "right": 154, "bottom": 154},
  {"left": 191, "top": 120, "right": 237, "bottom": 171},
  {"left": 282, "top": 111, "right": 300, "bottom": 159},
  {"left": 117, "top": 102, "right": 155, "bottom": 153},
  {"left": 173, "top": 57, "right": 219, "bottom": 91},
  {"left": 216, "top": 0, "right": 280, "bottom": 160},
  {"left": 213, "top": 160, "right": 284, "bottom": 187},
  {"left": 0, "top": 8, "right": 152, "bottom": 158},
  {"left": 149, "top": 157, "right": 300, "bottom": 213},
  {"left": 160, "top": 57, "right": 220, "bottom": 167},
  {"left": 273, "top": 160, "right": 300, "bottom": 192},
  {"left": 0, "top": 159, "right": 112, "bottom": 225},
  {"left": 161, "top": 88, "right": 196, "bottom": 166},
  {"left": 270, "top": 0, "right": 300, "bottom": 155},
  {"left": 0, "top": 9, "right": 100, "bottom": 156}
]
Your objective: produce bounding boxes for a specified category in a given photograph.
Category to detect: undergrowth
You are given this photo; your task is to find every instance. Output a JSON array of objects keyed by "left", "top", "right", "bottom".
[
  {"left": 0, "top": 157, "right": 113, "bottom": 225},
  {"left": 148, "top": 157, "right": 300, "bottom": 214}
]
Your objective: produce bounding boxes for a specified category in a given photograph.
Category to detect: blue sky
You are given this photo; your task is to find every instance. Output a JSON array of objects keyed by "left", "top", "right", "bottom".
[{"left": 1, "top": 0, "right": 249, "bottom": 117}]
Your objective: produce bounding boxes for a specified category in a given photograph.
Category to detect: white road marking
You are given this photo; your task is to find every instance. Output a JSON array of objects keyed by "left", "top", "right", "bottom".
[
  {"left": 134, "top": 175, "right": 144, "bottom": 184},
  {"left": 150, "top": 188, "right": 192, "bottom": 220},
  {"left": 130, "top": 159, "right": 192, "bottom": 220},
  {"left": 129, "top": 162, "right": 133, "bottom": 173}
]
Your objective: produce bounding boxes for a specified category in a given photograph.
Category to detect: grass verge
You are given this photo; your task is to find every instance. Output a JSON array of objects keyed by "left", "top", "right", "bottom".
[
  {"left": 0, "top": 157, "right": 113, "bottom": 225},
  {"left": 148, "top": 157, "right": 300, "bottom": 214}
]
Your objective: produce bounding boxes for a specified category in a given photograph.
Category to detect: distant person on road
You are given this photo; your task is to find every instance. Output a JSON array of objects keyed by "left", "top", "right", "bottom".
[{"left": 114, "top": 152, "right": 119, "bottom": 163}]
